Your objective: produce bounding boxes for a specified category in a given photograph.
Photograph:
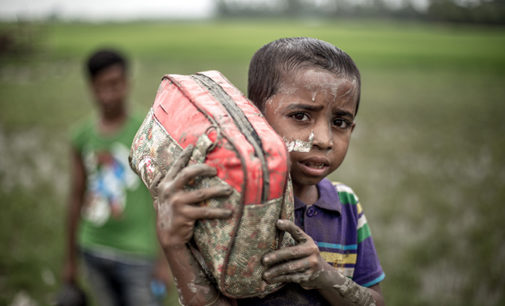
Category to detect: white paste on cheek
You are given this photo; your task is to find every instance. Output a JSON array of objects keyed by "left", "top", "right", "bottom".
[{"left": 284, "top": 132, "right": 314, "bottom": 153}]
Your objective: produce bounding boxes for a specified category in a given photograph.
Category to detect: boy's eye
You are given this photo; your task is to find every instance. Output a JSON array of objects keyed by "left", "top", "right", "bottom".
[
  {"left": 333, "top": 118, "right": 352, "bottom": 129},
  {"left": 290, "top": 112, "right": 310, "bottom": 122}
]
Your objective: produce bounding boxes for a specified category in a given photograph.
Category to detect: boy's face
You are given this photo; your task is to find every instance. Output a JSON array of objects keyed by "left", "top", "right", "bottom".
[
  {"left": 264, "top": 67, "right": 358, "bottom": 189},
  {"left": 90, "top": 64, "right": 129, "bottom": 118}
]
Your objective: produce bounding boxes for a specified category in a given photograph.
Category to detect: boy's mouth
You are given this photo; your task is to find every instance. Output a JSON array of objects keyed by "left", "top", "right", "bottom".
[
  {"left": 297, "top": 157, "right": 330, "bottom": 177},
  {"left": 302, "top": 161, "right": 327, "bottom": 169}
]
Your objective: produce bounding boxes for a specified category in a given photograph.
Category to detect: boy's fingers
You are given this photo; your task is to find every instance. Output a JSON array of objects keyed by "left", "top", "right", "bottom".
[
  {"left": 265, "top": 270, "right": 314, "bottom": 285},
  {"left": 148, "top": 172, "right": 164, "bottom": 200},
  {"left": 173, "top": 164, "right": 218, "bottom": 190},
  {"left": 263, "top": 257, "right": 310, "bottom": 281},
  {"left": 181, "top": 185, "right": 232, "bottom": 204},
  {"left": 149, "top": 172, "right": 163, "bottom": 190},
  {"left": 276, "top": 219, "right": 308, "bottom": 243},
  {"left": 183, "top": 205, "right": 233, "bottom": 220},
  {"left": 159, "top": 163, "right": 216, "bottom": 194},
  {"left": 262, "top": 243, "right": 315, "bottom": 267},
  {"left": 165, "top": 144, "right": 194, "bottom": 179}
]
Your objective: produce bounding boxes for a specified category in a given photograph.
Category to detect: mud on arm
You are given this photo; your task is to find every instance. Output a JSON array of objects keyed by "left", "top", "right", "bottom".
[
  {"left": 154, "top": 145, "right": 233, "bottom": 306},
  {"left": 262, "top": 219, "right": 384, "bottom": 306}
]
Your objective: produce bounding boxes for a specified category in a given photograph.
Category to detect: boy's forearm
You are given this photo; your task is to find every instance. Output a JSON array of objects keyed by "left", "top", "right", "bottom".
[
  {"left": 63, "top": 192, "right": 84, "bottom": 283},
  {"left": 163, "top": 244, "right": 230, "bottom": 306},
  {"left": 314, "top": 264, "right": 382, "bottom": 306},
  {"left": 63, "top": 148, "right": 86, "bottom": 283},
  {"left": 65, "top": 197, "right": 80, "bottom": 258}
]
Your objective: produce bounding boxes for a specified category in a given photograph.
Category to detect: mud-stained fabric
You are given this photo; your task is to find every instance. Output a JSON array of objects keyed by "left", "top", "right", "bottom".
[{"left": 129, "top": 71, "right": 294, "bottom": 298}]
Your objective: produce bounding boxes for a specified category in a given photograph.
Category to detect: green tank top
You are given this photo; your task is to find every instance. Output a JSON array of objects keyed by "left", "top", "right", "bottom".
[{"left": 71, "top": 115, "right": 158, "bottom": 257}]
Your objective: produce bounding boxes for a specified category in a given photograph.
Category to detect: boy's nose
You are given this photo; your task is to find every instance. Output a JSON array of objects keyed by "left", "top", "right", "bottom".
[{"left": 312, "top": 121, "right": 333, "bottom": 150}]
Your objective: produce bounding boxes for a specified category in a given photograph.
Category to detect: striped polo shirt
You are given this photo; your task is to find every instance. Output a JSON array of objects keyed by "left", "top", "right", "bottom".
[
  {"left": 238, "top": 178, "right": 385, "bottom": 305},
  {"left": 294, "top": 178, "right": 385, "bottom": 287}
]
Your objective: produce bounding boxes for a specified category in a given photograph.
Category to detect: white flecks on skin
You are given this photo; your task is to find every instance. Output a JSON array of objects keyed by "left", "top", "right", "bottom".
[
  {"left": 266, "top": 95, "right": 286, "bottom": 118},
  {"left": 301, "top": 70, "right": 344, "bottom": 97},
  {"left": 284, "top": 131, "right": 314, "bottom": 153},
  {"left": 173, "top": 276, "right": 186, "bottom": 305},
  {"left": 157, "top": 200, "right": 173, "bottom": 231},
  {"left": 187, "top": 281, "right": 198, "bottom": 293},
  {"left": 284, "top": 70, "right": 358, "bottom": 107},
  {"left": 316, "top": 78, "right": 357, "bottom": 103},
  {"left": 337, "top": 78, "right": 358, "bottom": 100},
  {"left": 276, "top": 84, "right": 298, "bottom": 96}
]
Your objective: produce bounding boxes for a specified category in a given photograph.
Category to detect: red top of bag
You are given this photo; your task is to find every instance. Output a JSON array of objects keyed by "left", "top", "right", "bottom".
[{"left": 152, "top": 71, "right": 288, "bottom": 205}]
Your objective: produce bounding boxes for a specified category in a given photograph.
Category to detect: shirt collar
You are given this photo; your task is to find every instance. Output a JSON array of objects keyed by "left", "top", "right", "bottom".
[{"left": 293, "top": 179, "right": 342, "bottom": 214}]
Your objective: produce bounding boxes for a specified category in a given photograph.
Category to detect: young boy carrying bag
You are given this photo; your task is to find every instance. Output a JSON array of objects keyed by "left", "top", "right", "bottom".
[{"left": 155, "top": 37, "right": 385, "bottom": 305}]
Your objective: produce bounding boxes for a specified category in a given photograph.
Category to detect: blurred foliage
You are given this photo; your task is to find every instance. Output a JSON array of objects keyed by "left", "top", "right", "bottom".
[
  {"left": 428, "top": 0, "right": 505, "bottom": 24},
  {"left": 0, "top": 22, "right": 45, "bottom": 59},
  {"left": 216, "top": 0, "right": 505, "bottom": 24},
  {"left": 0, "top": 19, "right": 504, "bottom": 306}
]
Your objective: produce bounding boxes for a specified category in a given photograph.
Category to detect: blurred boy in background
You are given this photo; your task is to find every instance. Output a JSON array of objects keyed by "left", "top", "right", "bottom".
[{"left": 62, "top": 48, "right": 169, "bottom": 306}]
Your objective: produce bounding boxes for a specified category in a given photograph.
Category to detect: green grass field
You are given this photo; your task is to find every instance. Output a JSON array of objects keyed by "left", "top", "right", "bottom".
[{"left": 1, "top": 19, "right": 504, "bottom": 306}]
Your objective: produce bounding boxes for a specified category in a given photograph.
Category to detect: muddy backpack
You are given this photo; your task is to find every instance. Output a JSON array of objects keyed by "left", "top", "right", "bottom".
[{"left": 129, "top": 70, "right": 295, "bottom": 298}]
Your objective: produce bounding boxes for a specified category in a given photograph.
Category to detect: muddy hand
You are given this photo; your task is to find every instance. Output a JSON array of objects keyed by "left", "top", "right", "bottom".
[
  {"left": 156, "top": 144, "right": 233, "bottom": 249},
  {"left": 262, "top": 219, "right": 327, "bottom": 290}
]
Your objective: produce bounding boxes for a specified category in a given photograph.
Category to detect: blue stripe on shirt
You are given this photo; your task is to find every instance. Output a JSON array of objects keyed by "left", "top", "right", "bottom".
[
  {"left": 361, "top": 273, "right": 386, "bottom": 287},
  {"left": 317, "top": 241, "right": 358, "bottom": 251}
]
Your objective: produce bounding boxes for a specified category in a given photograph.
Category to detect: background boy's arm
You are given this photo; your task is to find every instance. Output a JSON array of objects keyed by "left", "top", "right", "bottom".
[
  {"left": 62, "top": 147, "right": 86, "bottom": 284},
  {"left": 154, "top": 145, "right": 233, "bottom": 306},
  {"left": 262, "top": 220, "right": 384, "bottom": 306}
]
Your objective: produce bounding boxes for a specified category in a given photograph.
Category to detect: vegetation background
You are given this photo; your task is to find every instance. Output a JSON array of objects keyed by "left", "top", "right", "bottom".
[{"left": 1, "top": 10, "right": 504, "bottom": 306}]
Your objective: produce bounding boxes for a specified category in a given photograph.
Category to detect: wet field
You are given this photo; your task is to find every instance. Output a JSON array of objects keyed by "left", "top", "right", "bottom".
[{"left": 1, "top": 20, "right": 504, "bottom": 306}]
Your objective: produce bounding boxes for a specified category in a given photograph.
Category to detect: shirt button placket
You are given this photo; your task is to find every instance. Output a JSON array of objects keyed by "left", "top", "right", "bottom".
[{"left": 306, "top": 206, "right": 317, "bottom": 217}]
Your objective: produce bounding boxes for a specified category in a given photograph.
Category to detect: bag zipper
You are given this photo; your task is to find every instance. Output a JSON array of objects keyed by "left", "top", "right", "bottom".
[{"left": 192, "top": 74, "right": 270, "bottom": 203}]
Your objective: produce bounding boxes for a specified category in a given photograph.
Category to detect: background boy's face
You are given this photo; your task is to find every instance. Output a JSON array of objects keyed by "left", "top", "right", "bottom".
[
  {"left": 90, "top": 64, "right": 129, "bottom": 118},
  {"left": 264, "top": 67, "right": 358, "bottom": 188}
]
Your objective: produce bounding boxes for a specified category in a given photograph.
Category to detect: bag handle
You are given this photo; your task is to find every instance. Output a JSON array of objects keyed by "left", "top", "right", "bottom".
[{"left": 190, "top": 125, "right": 220, "bottom": 163}]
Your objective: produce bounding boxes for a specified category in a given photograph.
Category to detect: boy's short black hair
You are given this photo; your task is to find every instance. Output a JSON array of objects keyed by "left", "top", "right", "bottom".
[
  {"left": 248, "top": 37, "right": 361, "bottom": 115},
  {"left": 86, "top": 48, "right": 128, "bottom": 80}
]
